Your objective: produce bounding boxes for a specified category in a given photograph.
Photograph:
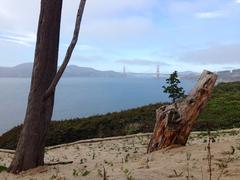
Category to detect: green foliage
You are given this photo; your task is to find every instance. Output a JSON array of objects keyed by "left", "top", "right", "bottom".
[
  {"left": 162, "top": 71, "right": 185, "bottom": 103},
  {"left": 72, "top": 169, "right": 79, "bottom": 176},
  {"left": 81, "top": 169, "right": 90, "bottom": 176},
  {"left": 123, "top": 168, "right": 134, "bottom": 180},
  {"left": 0, "top": 81, "right": 239, "bottom": 150},
  {"left": 198, "top": 81, "right": 240, "bottom": 129},
  {"left": 97, "top": 168, "right": 103, "bottom": 177},
  {"left": 0, "top": 165, "right": 7, "bottom": 173}
]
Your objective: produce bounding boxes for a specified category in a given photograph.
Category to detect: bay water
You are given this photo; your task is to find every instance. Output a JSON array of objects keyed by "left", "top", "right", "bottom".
[{"left": 0, "top": 77, "right": 195, "bottom": 134}]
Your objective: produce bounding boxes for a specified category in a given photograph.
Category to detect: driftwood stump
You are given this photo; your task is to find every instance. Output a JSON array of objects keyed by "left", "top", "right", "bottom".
[{"left": 147, "top": 70, "right": 217, "bottom": 153}]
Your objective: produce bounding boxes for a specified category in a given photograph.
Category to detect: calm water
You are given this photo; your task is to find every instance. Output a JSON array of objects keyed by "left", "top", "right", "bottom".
[{"left": 0, "top": 77, "right": 195, "bottom": 134}]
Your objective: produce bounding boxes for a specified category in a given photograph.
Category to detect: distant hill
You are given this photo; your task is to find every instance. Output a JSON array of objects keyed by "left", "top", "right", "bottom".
[
  {"left": 1, "top": 63, "right": 239, "bottom": 81},
  {"left": 64, "top": 65, "right": 124, "bottom": 77},
  {"left": 178, "top": 71, "right": 200, "bottom": 80},
  {"left": 0, "top": 63, "right": 201, "bottom": 79},
  {"left": 0, "top": 63, "right": 33, "bottom": 77},
  {"left": 0, "top": 81, "right": 239, "bottom": 150},
  {"left": 176, "top": 69, "right": 240, "bottom": 81},
  {"left": 0, "top": 63, "right": 124, "bottom": 78},
  {"left": 127, "top": 71, "right": 200, "bottom": 80},
  {"left": 217, "top": 69, "right": 240, "bottom": 82}
]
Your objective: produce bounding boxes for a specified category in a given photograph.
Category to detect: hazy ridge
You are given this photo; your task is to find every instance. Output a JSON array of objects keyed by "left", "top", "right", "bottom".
[{"left": 0, "top": 63, "right": 123, "bottom": 78}]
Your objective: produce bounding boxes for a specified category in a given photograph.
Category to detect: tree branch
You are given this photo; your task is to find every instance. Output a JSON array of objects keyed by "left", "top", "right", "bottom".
[{"left": 43, "top": 0, "right": 87, "bottom": 100}]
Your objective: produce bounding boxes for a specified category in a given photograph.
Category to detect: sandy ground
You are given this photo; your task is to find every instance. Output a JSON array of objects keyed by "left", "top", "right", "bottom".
[{"left": 1, "top": 129, "right": 240, "bottom": 180}]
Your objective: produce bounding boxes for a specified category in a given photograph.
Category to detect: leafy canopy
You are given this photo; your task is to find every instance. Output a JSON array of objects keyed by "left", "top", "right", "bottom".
[{"left": 162, "top": 71, "right": 185, "bottom": 103}]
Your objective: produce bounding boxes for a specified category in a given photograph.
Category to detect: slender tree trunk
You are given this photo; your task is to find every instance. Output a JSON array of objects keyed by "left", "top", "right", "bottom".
[
  {"left": 8, "top": 0, "right": 63, "bottom": 173},
  {"left": 147, "top": 70, "right": 217, "bottom": 153},
  {"left": 8, "top": 0, "right": 87, "bottom": 173}
]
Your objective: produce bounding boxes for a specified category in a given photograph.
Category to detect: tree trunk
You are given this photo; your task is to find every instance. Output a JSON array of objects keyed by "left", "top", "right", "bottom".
[
  {"left": 8, "top": 0, "right": 63, "bottom": 173},
  {"left": 147, "top": 70, "right": 217, "bottom": 153}
]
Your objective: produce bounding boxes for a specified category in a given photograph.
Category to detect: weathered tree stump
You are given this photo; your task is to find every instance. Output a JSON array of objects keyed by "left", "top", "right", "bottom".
[{"left": 147, "top": 70, "right": 217, "bottom": 153}]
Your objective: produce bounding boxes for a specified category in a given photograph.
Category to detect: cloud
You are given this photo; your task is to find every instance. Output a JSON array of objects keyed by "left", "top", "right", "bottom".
[
  {"left": 0, "top": 0, "right": 158, "bottom": 48},
  {"left": 1, "top": 0, "right": 240, "bottom": 73},
  {"left": 117, "top": 59, "right": 170, "bottom": 66},
  {"left": 221, "top": 66, "right": 236, "bottom": 70},
  {"left": 166, "top": 0, "right": 239, "bottom": 21},
  {"left": 81, "top": 16, "right": 155, "bottom": 43},
  {"left": 84, "top": 0, "right": 158, "bottom": 18},
  {"left": 195, "top": 11, "right": 223, "bottom": 19},
  {"left": 167, "top": 1, "right": 197, "bottom": 14},
  {"left": 78, "top": 45, "right": 97, "bottom": 51},
  {"left": 71, "top": 55, "right": 106, "bottom": 63},
  {"left": 0, "top": 0, "right": 39, "bottom": 33},
  {"left": 0, "top": 32, "right": 36, "bottom": 46},
  {"left": 63, "top": 44, "right": 101, "bottom": 53},
  {"left": 182, "top": 44, "right": 240, "bottom": 65}
]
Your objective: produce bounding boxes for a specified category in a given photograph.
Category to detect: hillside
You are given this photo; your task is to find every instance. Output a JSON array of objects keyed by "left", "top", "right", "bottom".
[
  {"left": 199, "top": 81, "right": 240, "bottom": 128},
  {"left": 0, "top": 63, "right": 203, "bottom": 79},
  {"left": 0, "top": 81, "right": 239, "bottom": 150},
  {"left": 0, "top": 63, "right": 123, "bottom": 78},
  {"left": 217, "top": 69, "right": 240, "bottom": 82}
]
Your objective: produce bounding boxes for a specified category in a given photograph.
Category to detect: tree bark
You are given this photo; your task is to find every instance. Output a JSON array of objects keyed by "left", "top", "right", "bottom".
[
  {"left": 8, "top": 0, "right": 63, "bottom": 173},
  {"left": 147, "top": 70, "right": 217, "bottom": 153}
]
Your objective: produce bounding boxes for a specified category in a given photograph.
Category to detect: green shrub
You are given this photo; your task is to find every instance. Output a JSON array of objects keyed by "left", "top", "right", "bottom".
[
  {"left": 0, "top": 165, "right": 7, "bottom": 173},
  {"left": 197, "top": 81, "right": 240, "bottom": 130}
]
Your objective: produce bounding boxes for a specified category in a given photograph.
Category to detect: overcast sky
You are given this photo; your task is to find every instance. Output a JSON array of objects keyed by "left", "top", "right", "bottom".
[{"left": 0, "top": 0, "right": 240, "bottom": 73}]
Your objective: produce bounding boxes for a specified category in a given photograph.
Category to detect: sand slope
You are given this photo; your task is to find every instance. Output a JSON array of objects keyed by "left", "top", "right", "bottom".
[{"left": 1, "top": 129, "right": 240, "bottom": 180}]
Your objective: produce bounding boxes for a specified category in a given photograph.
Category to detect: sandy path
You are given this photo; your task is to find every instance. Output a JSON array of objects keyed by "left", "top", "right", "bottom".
[{"left": 0, "top": 129, "right": 240, "bottom": 179}]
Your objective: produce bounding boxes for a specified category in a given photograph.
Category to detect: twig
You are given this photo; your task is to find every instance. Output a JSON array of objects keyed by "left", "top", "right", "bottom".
[
  {"left": 168, "top": 170, "right": 183, "bottom": 178},
  {"left": 103, "top": 165, "right": 107, "bottom": 180},
  {"left": 201, "top": 166, "right": 204, "bottom": 180},
  {"left": 207, "top": 123, "right": 212, "bottom": 180},
  {"left": 186, "top": 152, "right": 191, "bottom": 180},
  {"left": 217, "top": 168, "right": 224, "bottom": 180},
  {"left": 45, "top": 161, "right": 73, "bottom": 166}
]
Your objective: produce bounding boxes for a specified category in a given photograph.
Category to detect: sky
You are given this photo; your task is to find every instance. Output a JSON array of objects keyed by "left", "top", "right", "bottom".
[{"left": 0, "top": 0, "right": 240, "bottom": 73}]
